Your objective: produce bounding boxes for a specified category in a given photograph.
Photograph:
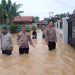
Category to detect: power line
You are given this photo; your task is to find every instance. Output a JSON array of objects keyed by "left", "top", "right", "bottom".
[{"left": 53, "top": 0, "right": 75, "bottom": 9}]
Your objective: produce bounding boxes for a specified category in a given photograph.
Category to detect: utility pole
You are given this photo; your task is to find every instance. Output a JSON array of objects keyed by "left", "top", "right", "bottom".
[{"left": 49, "top": 12, "right": 54, "bottom": 19}]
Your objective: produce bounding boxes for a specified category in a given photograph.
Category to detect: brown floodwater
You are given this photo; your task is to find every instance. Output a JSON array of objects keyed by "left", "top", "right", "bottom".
[{"left": 0, "top": 30, "right": 75, "bottom": 75}]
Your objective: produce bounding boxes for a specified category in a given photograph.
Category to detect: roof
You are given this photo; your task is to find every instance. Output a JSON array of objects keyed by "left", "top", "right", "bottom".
[{"left": 12, "top": 16, "right": 34, "bottom": 22}]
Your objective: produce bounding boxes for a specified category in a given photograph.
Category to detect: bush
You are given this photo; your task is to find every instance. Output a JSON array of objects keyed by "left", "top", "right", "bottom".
[
  {"left": 10, "top": 23, "right": 16, "bottom": 33},
  {"left": 26, "top": 26, "right": 31, "bottom": 32}
]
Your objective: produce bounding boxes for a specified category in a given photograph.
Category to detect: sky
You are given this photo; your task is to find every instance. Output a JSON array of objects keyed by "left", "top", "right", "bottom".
[{"left": 5, "top": 0, "right": 75, "bottom": 20}]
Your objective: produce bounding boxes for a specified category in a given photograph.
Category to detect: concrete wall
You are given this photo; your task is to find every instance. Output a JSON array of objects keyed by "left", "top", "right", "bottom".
[{"left": 55, "top": 17, "right": 69, "bottom": 44}]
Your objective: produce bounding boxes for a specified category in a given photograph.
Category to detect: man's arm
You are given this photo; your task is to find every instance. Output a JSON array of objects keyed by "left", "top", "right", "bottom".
[
  {"left": 28, "top": 33, "right": 35, "bottom": 47},
  {"left": 17, "top": 33, "right": 20, "bottom": 45},
  {"left": 9, "top": 34, "right": 13, "bottom": 50}
]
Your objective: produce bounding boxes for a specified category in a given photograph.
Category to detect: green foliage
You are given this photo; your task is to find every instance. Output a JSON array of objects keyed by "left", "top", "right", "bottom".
[
  {"left": 1, "top": 0, "right": 6, "bottom": 10},
  {"left": 33, "top": 17, "right": 39, "bottom": 23},
  {"left": 55, "top": 12, "right": 72, "bottom": 19},
  {"left": 10, "top": 23, "right": 16, "bottom": 33},
  {"left": 0, "top": 0, "right": 23, "bottom": 24},
  {"left": 26, "top": 26, "right": 31, "bottom": 32},
  {"left": 44, "top": 18, "right": 50, "bottom": 21}
]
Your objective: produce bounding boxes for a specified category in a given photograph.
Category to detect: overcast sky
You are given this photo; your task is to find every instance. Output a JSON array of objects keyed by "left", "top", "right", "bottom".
[{"left": 5, "top": 0, "right": 75, "bottom": 20}]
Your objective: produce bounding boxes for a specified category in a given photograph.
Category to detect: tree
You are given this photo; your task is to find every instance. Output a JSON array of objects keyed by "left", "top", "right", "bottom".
[
  {"left": 44, "top": 18, "right": 50, "bottom": 21},
  {"left": 33, "top": 17, "right": 39, "bottom": 23},
  {"left": 0, "top": 4, "right": 3, "bottom": 23},
  {"left": 1, "top": 0, "right": 6, "bottom": 10},
  {"left": 54, "top": 13, "right": 72, "bottom": 19},
  {"left": 1, "top": 0, "right": 7, "bottom": 24},
  {"left": 0, "top": 0, "right": 24, "bottom": 24},
  {"left": 7, "top": 0, "right": 11, "bottom": 10},
  {"left": 7, "top": 2, "right": 24, "bottom": 24}
]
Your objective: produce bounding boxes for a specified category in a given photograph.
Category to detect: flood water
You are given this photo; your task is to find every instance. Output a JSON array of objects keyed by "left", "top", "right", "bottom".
[{"left": 0, "top": 30, "right": 75, "bottom": 75}]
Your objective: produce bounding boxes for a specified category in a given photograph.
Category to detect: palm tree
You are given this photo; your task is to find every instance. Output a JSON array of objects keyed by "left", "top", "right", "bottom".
[
  {"left": 6, "top": 1, "right": 24, "bottom": 24},
  {"left": 0, "top": 0, "right": 24, "bottom": 24},
  {"left": 1, "top": 0, "right": 7, "bottom": 24},
  {"left": 0, "top": 4, "right": 3, "bottom": 24},
  {"left": 10, "top": 2, "right": 23, "bottom": 18}
]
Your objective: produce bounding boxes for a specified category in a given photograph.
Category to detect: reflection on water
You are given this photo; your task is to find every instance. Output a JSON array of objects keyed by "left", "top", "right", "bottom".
[{"left": 0, "top": 30, "right": 75, "bottom": 75}]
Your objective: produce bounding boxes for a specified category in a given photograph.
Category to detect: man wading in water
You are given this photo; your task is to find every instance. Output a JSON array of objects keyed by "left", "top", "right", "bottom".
[
  {"left": 45, "top": 21, "right": 57, "bottom": 50},
  {"left": 17, "top": 25, "right": 35, "bottom": 54}
]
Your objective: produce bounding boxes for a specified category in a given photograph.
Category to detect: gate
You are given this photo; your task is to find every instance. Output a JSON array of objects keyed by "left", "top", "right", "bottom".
[{"left": 68, "top": 16, "right": 75, "bottom": 48}]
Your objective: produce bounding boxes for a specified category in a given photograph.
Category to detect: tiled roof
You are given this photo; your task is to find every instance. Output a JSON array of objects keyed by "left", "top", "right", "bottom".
[{"left": 13, "top": 16, "right": 34, "bottom": 22}]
